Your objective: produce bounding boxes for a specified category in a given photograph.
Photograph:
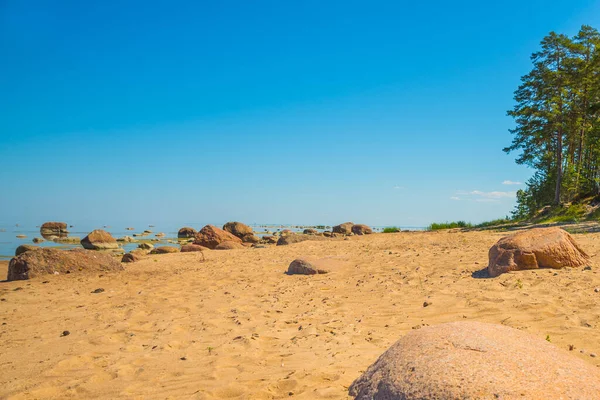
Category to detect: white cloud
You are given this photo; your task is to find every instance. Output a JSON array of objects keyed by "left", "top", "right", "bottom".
[
  {"left": 470, "top": 190, "right": 514, "bottom": 199},
  {"left": 502, "top": 180, "right": 522, "bottom": 185},
  {"left": 450, "top": 196, "right": 461, "bottom": 201}
]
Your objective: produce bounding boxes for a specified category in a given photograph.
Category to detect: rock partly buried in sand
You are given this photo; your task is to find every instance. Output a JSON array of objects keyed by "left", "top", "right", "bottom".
[
  {"left": 261, "top": 235, "right": 278, "bottom": 244},
  {"left": 149, "top": 246, "right": 179, "bottom": 254},
  {"left": 7, "top": 248, "right": 123, "bottom": 281},
  {"left": 81, "top": 229, "right": 119, "bottom": 250},
  {"left": 486, "top": 227, "right": 590, "bottom": 277},
  {"left": 122, "top": 250, "right": 146, "bottom": 263},
  {"left": 277, "top": 234, "right": 328, "bottom": 246},
  {"left": 40, "top": 222, "right": 68, "bottom": 238},
  {"left": 215, "top": 241, "right": 245, "bottom": 250},
  {"left": 181, "top": 244, "right": 208, "bottom": 252},
  {"left": 15, "top": 245, "right": 37, "bottom": 256},
  {"left": 349, "top": 321, "right": 600, "bottom": 400},
  {"left": 352, "top": 224, "right": 373, "bottom": 235},
  {"left": 194, "top": 225, "right": 242, "bottom": 249},
  {"left": 303, "top": 228, "right": 318, "bottom": 235},
  {"left": 333, "top": 222, "right": 354, "bottom": 235},
  {"left": 178, "top": 227, "right": 197, "bottom": 238},
  {"left": 287, "top": 258, "right": 329, "bottom": 275}
]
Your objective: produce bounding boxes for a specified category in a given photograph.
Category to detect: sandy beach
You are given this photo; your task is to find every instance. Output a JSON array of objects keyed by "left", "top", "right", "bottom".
[{"left": 1, "top": 229, "right": 599, "bottom": 399}]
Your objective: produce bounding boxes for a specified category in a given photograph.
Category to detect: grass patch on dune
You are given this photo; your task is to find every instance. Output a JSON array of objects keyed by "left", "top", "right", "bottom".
[
  {"left": 427, "top": 221, "right": 473, "bottom": 230},
  {"left": 382, "top": 227, "right": 401, "bottom": 233}
]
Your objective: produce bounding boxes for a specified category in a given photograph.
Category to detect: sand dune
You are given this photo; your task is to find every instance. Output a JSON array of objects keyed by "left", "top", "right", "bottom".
[{"left": 1, "top": 230, "right": 599, "bottom": 399}]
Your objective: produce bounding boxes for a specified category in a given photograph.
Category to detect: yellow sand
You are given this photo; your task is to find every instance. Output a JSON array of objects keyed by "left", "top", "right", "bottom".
[{"left": 1, "top": 230, "right": 599, "bottom": 399}]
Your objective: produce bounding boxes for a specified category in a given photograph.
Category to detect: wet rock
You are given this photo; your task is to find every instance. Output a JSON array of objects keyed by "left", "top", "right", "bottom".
[{"left": 40, "top": 222, "right": 68, "bottom": 238}]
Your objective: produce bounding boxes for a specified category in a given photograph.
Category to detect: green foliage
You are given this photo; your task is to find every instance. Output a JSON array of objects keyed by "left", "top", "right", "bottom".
[
  {"left": 475, "top": 218, "right": 513, "bottom": 228},
  {"left": 427, "top": 221, "right": 473, "bottom": 230},
  {"left": 506, "top": 25, "right": 600, "bottom": 217},
  {"left": 382, "top": 227, "right": 401, "bottom": 233}
]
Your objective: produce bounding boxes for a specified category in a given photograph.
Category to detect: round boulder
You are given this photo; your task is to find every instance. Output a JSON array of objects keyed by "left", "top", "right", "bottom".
[
  {"left": 194, "top": 225, "right": 242, "bottom": 249},
  {"left": 81, "top": 230, "right": 118, "bottom": 250},
  {"left": 349, "top": 321, "right": 600, "bottom": 400},
  {"left": 352, "top": 224, "right": 373, "bottom": 235},
  {"left": 487, "top": 227, "right": 590, "bottom": 277},
  {"left": 122, "top": 250, "right": 146, "bottom": 263},
  {"left": 223, "top": 222, "right": 253, "bottom": 239},
  {"left": 303, "top": 228, "right": 318, "bottom": 235},
  {"left": 177, "top": 227, "right": 197, "bottom": 238}
]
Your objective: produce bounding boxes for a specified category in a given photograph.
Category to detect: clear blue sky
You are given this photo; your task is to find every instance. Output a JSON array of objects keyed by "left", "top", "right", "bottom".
[{"left": 1, "top": 0, "right": 599, "bottom": 227}]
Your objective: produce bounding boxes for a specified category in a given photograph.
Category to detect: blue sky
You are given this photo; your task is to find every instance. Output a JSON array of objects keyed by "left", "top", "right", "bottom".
[{"left": 1, "top": 0, "right": 599, "bottom": 227}]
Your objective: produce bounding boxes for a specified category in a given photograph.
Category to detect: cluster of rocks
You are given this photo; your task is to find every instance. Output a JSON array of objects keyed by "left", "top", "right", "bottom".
[{"left": 40, "top": 221, "right": 69, "bottom": 239}]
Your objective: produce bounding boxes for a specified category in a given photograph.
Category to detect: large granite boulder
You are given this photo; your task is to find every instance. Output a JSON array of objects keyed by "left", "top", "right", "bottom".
[
  {"left": 332, "top": 222, "right": 354, "bottom": 235},
  {"left": 40, "top": 222, "right": 68, "bottom": 238},
  {"left": 349, "top": 321, "right": 600, "bottom": 400},
  {"left": 223, "top": 221, "right": 259, "bottom": 243},
  {"left": 178, "top": 227, "right": 197, "bottom": 238},
  {"left": 81, "top": 229, "right": 118, "bottom": 250},
  {"left": 194, "top": 225, "right": 242, "bottom": 249},
  {"left": 487, "top": 227, "right": 590, "bottom": 277},
  {"left": 352, "top": 224, "right": 373, "bottom": 235},
  {"left": 7, "top": 248, "right": 123, "bottom": 281}
]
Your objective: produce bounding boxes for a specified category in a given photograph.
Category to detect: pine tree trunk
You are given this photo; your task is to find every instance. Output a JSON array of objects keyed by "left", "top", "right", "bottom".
[{"left": 554, "top": 129, "right": 563, "bottom": 205}]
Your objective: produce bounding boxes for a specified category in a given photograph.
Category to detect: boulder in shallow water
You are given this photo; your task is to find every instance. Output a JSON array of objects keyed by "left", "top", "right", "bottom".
[
  {"left": 8, "top": 248, "right": 123, "bottom": 281},
  {"left": 138, "top": 242, "right": 154, "bottom": 250},
  {"left": 194, "top": 225, "right": 242, "bottom": 249},
  {"left": 223, "top": 221, "right": 253, "bottom": 239},
  {"left": 349, "top": 321, "right": 600, "bottom": 400},
  {"left": 81, "top": 229, "right": 118, "bottom": 250},
  {"left": 303, "top": 228, "right": 318, "bottom": 235},
  {"left": 177, "top": 227, "right": 197, "bottom": 238},
  {"left": 40, "top": 222, "right": 68, "bottom": 238},
  {"left": 486, "top": 227, "right": 590, "bottom": 277},
  {"left": 32, "top": 237, "right": 44, "bottom": 243}
]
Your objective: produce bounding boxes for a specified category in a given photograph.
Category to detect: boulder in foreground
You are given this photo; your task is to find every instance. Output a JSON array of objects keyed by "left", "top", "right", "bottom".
[
  {"left": 287, "top": 258, "right": 329, "bottom": 275},
  {"left": 15, "top": 244, "right": 37, "bottom": 256},
  {"left": 349, "top": 321, "right": 600, "bottom": 400},
  {"left": 8, "top": 248, "right": 123, "bottom": 281},
  {"left": 194, "top": 225, "right": 242, "bottom": 249},
  {"left": 487, "top": 227, "right": 590, "bottom": 277},
  {"left": 81, "top": 229, "right": 119, "bottom": 250}
]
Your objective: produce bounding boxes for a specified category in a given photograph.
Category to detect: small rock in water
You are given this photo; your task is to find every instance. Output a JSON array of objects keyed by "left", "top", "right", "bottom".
[{"left": 91, "top": 288, "right": 105, "bottom": 294}]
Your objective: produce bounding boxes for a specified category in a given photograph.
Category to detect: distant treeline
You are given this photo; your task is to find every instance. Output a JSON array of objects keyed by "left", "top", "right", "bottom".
[{"left": 506, "top": 25, "right": 600, "bottom": 218}]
